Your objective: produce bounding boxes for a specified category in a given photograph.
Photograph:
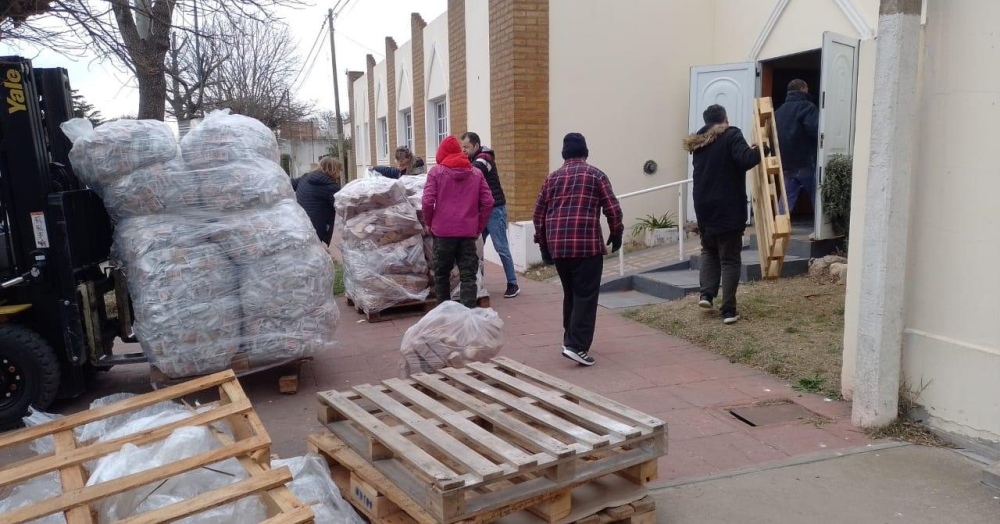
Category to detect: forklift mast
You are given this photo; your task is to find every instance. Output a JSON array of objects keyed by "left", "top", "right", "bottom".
[{"left": 0, "top": 56, "right": 119, "bottom": 398}]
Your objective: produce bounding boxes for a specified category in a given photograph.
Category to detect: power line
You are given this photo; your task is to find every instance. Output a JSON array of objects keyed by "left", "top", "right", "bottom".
[{"left": 290, "top": 19, "right": 328, "bottom": 89}]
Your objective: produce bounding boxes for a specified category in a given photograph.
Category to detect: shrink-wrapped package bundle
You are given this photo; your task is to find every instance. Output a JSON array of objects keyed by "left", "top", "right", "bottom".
[
  {"left": 336, "top": 175, "right": 430, "bottom": 314},
  {"left": 62, "top": 110, "right": 339, "bottom": 379},
  {"left": 60, "top": 119, "right": 180, "bottom": 192},
  {"left": 399, "top": 301, "right": 505, "bottom": 378}
]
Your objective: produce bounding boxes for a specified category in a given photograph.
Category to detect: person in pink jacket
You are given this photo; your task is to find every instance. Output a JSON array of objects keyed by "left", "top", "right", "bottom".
[{"left": 422, "top": 135, "right": 495, "bottom": 308}]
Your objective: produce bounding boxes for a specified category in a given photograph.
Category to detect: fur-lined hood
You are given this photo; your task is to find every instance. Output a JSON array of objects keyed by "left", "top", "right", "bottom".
[{"left": 682, "top": 124, "right": 729, "bottom": 153}]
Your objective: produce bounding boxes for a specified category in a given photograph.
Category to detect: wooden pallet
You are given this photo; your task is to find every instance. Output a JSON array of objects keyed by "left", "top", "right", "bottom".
[
  {"left": 749, "top": 97, "right": 792, "bottom": 280},
  {"left": 347, "top": 296, "right": 491, "bottom": 323},
  {"left": 312, "top": 356, "right": 666, "bottom": 523},
  {"left": 150, "top": 356, "right": 312, "bottom": 395},
  {"left": 0, "top": 370, "right": 313, "bottom": 524}
]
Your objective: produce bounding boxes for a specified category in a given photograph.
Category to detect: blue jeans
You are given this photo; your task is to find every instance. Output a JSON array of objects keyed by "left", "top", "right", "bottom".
[
  {"left": 784, "top": 168, "right": 816, "bottom": 214},
  {"left": 482, "top": 205, "right": 518, "bottom": 285}
]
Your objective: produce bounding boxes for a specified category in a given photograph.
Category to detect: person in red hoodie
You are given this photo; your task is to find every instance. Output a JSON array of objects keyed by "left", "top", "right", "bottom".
[{"left": 422, "top": 136, "right": 495, "bottom": 308}]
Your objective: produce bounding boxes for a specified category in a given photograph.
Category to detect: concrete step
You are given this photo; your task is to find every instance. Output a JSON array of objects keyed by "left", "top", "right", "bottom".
[
  {"left": 746, "top": 233, "right": 846, "bottom": 259},
  {"left": 983, "top": 461, "right": 1000, "bottom": 491},
  {"left": 598, "top": 290, "right": 670, "bottom": 310},
  {"left": 632, "top": 269, "right": 701, "bottom": 300},
  {"left": 689, "top": 249, "right": 810, "bottom": 282}
]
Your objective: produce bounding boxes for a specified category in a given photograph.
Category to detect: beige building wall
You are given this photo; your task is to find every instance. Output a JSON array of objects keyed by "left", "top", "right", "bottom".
[
  {"left": 548, "top": 0, "right": 714, "bottom": 237},
  {"left": 895, "top": 0, "right": 1000, "bottom": 442},
  {"left": 465, "top": 0, "right": 492, "bottom": 145},
  {"left": 373, "top": 61, "right": 389, "bottom": 165},
  {"left": 352, "top": 75, "right": 369, "bottom": 172},
  {"left": 424, "top": 13, "right": 450, "bottom": 161},
  {"left": 395, "top": 41, "right": 415, "bottom": 152}
]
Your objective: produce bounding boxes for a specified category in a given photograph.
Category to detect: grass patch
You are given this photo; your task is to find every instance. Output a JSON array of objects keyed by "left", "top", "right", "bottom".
[
  {"left": 332, "top": 260, "right": 345, "bottom": 296},
  {"left": 863, "top": 380, "right": 954, "bottom": 447},
  {"left": 623, "top": 275, "right": 846, "bottom": 399},
  {"left": 522, "top": 263, "right": 559, "bottom": 282}
]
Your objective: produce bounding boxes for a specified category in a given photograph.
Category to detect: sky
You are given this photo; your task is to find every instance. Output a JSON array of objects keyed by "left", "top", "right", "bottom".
[{"left": 0, "top": 0, "right": 447, "bottom": 121}]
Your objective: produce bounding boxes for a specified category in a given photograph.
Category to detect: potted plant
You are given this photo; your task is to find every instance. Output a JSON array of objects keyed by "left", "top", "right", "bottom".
[
  {"left": 821, "top": 154, "right": 853, "bottom": 238},
  {"left": 631, "top": 212, "right": 679, "bottom": 247}
]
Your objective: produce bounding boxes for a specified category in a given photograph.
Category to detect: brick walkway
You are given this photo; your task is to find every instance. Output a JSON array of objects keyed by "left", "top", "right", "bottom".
[{"left": 23, "top": 260, "right": 879, "bottom": 485}]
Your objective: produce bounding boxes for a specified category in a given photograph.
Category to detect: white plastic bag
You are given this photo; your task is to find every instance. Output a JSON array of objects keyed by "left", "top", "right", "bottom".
[
  {"left": 273, "top": 455, "right": 365, "bottom": 524},
  {"left": 399, "top": 301, "right": 505, "bottom": 378}
]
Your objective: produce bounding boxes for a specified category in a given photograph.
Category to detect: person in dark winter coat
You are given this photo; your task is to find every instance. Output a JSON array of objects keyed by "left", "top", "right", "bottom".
[
  {"left": 775, "top": 79, "right": 820, "bottom": 213},
  {"left": 460, "top": 132, "right": 520, "bottom": 299},
  {"left": 371, "top": 145, "right": 427, "bottom": 179},
  {"left": 295, "top": 156, "right": 342, "bottom": 245},
  {"left": 683, "top": 104, "right": 761, "bottom": 324}
]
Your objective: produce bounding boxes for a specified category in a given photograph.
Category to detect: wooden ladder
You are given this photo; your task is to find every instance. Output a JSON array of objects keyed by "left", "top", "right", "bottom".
[{"left": 749, "top": 97, "right": 792, "bottom": 280}]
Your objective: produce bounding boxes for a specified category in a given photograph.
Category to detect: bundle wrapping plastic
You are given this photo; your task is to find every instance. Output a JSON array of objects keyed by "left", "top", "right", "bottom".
[
  {"left": 336, "top": 175, "right": 430, "bottom": 314},
  {"left": 272, "top": 455, "right": 365, "bottom": 524},
  {"left": 61, "top": 110, "right": 339, "bottom": 379},
  {"left": 399, "top": 301, "right": 505, "bottom": 378}
]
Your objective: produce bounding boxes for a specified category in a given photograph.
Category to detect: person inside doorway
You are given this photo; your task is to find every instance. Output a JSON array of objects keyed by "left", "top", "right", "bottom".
[{"left": 775, "top": 79, "right": 819, "bottom": 214}]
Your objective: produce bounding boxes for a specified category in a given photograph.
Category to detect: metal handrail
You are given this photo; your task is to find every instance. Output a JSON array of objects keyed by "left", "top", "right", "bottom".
[{"left": 617, "top": 178, "right": 693, "bottom": 276}]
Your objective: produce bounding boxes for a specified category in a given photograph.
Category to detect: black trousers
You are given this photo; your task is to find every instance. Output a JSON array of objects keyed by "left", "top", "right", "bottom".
[
  {"left": 433, "top": 237, "right": 479, "bottom": 308},
  {"left": 554, "top": 255, "right": 604, "bottom": 353},
  {"left": 698, "top": 231, "right": 743, "bottom": 313}
]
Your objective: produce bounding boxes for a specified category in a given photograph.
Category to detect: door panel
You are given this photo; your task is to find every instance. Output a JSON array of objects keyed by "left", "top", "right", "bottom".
[
  {"left": 688, "top": 63, "right": 756, "bottom": 224},
  {"left": 816, "top": 32, "right": 860, "bottom": 239}
]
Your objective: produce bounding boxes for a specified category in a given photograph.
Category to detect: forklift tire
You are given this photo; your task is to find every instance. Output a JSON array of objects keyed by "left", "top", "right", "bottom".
[{"left": 0, "top": 324, "right": 60, "bottom": 430}]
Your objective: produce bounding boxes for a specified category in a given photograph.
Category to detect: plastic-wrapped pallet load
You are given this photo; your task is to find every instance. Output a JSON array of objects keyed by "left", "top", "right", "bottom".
[
  {"left": 399, "top": 301, "right": 505, "bottom": 378},
  {"left": 61, "top": 110, "right": 339, "bottom": 380},
  {"left": 335, "top": 175, "right": 430, "bottom": 314}
]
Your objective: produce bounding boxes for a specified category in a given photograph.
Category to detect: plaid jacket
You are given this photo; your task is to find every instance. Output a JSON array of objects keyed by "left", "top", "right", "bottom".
[{"left": 533, "top": 159, "right": 624, "bottom": 259}]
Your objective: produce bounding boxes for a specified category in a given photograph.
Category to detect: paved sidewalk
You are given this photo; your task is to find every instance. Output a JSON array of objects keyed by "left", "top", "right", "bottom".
[
  {"left": 13, "top": 261, "right": 881, "bottom": 486},
  {"left": 654, "top": 444, "right": 1000, "bottom": 523}
]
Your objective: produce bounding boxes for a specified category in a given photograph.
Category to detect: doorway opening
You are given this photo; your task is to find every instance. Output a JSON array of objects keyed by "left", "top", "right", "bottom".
[{"left": 760, "top": 49, "right": 821, "bottom": 226}]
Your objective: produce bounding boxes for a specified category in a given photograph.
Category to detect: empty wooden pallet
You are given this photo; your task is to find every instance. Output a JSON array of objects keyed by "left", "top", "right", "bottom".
[
  {"left": 313, "top": 356, "right": 667, "bottom": 523},
  {"left": 750, "top": 97, "right": 792, "bottom": 280},
  {"left": 0, "top": 370, "right": 313, "bottom": 524}
]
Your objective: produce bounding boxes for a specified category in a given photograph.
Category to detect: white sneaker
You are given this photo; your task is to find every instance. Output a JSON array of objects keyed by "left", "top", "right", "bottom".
[{"left": 561, "top": 346, "right": 596, "bottom": 366}]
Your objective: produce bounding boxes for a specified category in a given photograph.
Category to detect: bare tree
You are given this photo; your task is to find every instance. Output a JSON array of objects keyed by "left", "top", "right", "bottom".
[
  {"left": 164, "top": 20, "right": 227, "bottom": 122},
  {"left": 2, "top": 0, "right": 301, "bottom": 120},
  {"left": 202, "top": 16, "right": 311, "bottom": 130}
]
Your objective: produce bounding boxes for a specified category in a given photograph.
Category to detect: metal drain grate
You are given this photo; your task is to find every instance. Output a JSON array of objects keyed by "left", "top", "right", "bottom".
[{"left": 729, "top": 401, "right": 817, "bottom": 427}]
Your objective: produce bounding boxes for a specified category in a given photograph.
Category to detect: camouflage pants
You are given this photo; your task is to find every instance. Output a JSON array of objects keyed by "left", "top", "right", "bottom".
[{"left": 433, "top": 237, "right": 479, "bottom": 308}]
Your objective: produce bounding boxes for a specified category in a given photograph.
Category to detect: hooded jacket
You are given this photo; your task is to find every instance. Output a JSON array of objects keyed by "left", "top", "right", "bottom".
[
  {"left": 471, "top": 147, "right": 506, "bottom": 207},
  {"left": 775, "top": 90, "right": 819, "bottom": 173},
  {"left": 295, "top": 170, "right": 341, "bottom": 244},
  {"left": 422, "top": 136, "right": 494, "bottom": 238},
  {"left": 683, "top": 124, "right": 761, "bottom": 236}
]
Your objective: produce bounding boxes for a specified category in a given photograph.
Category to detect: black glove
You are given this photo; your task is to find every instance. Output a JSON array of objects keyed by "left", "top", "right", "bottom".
[
  {"left": 540, "top": 246, "right": 554, "bottom": 265},
  {"left": 607, "top": 234, "right": 623, "bottom": 254}
]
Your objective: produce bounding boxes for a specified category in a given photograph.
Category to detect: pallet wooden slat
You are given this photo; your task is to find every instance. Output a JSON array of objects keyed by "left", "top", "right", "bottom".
[
  {"left": 750, "top": 96, "right": 792, "bottom": 280},
  {"left": 318, "top": 390, "right": 468, "bottom": 489},
  {"left": 437, "top": 368, "right": 610, "bottom": 449},
  {"left": 382, "top": 379, "right": 539, "bottom": 468},
  {"left": 352, "top": 384, "right": 511, "bottom": 480}
]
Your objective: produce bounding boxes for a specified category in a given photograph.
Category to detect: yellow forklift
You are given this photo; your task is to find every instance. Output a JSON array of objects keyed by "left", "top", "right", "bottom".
[{"left": 0, "top": 56, "right": 141, "bottom": 429}]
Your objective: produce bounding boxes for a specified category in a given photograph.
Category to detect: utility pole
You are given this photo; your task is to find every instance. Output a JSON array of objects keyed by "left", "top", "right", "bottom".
[{"left": 328, "top": 8, "right": 349, "bottom": 184}]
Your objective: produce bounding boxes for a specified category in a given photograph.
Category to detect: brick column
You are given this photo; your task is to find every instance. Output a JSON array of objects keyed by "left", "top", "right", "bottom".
[
  {"left": 347, "top": 70, "right": 364, "bottom": 180},
  {"left": 385, "top": 37, "right": 399, "bottom": 156},
  {"left": 366, "top": 54, "right": 377, "bottom": 166},
  {"left": 448, "top": 0, "right": 467, "bottom": 136},
  {"left": 490, "top": 0, "right": 549, "bottom": 222},
  {"left": 411, "top": 13, "right": 428, "bottom": 160}
]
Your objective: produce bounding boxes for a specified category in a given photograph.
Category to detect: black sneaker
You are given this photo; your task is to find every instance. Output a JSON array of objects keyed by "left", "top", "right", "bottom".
[
  {"left": 561, "top": 346, "right": 596, "bottom": 366},
  {"left": 504, "top": 284, "right": 521, "bottom": 298},
  {"left": 698, "top": 294, "right": 713, "bottom": 309},
  {"left": 722, "top": 310, "right": 740, "bottom": 324}
]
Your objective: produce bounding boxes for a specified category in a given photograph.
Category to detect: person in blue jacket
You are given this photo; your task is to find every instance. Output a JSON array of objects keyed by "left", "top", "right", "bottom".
[
  {"left": 775, "top": 79, "right": 820, "bottom": 213},
  {"left": 295, "top": 156, "right": 342, "bottom": 245}
]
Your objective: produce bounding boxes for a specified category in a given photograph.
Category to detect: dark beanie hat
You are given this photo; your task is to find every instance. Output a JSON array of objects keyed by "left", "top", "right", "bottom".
[{"left": 562, "top": 132, "right": 589, "bottom": 160}]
